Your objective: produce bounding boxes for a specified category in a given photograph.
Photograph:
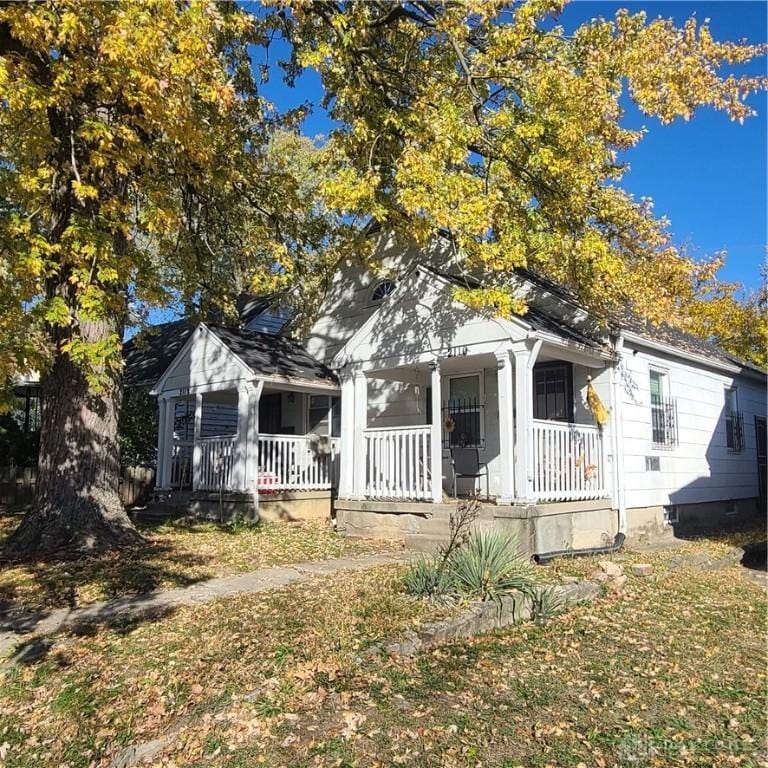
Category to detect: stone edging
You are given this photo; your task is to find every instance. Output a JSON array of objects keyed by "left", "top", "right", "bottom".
[{"left": 376, "top": 579, "right": 602, "bottom": 657}]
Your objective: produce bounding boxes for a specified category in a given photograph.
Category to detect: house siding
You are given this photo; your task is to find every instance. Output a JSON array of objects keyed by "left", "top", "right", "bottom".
[{"left": 619, "top": 342, "right": 766, "bottom": 512}]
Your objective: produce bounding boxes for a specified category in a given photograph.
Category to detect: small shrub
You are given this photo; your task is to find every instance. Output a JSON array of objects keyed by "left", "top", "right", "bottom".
[
  {"left": 531, "top": 585, "right": 565, "bottom": 625},
  {"left": 402, "top": 556, "right": 454, "bottom": 600},
  {"left": 447, "top": 529, "right": 535, "bottom": 602}
]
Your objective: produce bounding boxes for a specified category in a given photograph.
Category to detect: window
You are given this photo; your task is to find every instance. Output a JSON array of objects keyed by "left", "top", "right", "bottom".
[
  {"left": 533, "top": 362, "right": 573, "bottom": 422},
  {"left": 307, "top": 395, "right": 340, "bottom": 437},
  {"left": 370, "top": 280, "right": 396, "bottom": 303},
  {"left": 663, "top": 505, "right": 679, "bottom": 525},
  {"left": 645, "top": 456, "right": 661, "bottom": 472},
  {"left": 649, "top": 369, "right": 677, "bottom": 448},
  {"left": 724, "top": 387, "right": 744, "bottom": 452},
  {"left": 445, "top": 374, "right": 483, "bottom": 448}
]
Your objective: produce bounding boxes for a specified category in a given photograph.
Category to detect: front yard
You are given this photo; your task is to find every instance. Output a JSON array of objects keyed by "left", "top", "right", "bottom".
[
  {"left": 0, "top": 528, "right": 764, "bottom": 767},
  {"left": 0, "top": 515, "right": 396, "bottom": 610}
]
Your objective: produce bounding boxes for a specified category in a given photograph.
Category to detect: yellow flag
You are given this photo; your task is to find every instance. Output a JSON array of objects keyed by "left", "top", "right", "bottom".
[{"left": 587, "top": 377, "right": 609, "bottom": 429}]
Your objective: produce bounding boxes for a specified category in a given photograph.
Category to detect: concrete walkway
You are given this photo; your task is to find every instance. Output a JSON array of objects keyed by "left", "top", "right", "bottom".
[{"left": 0, "top": 551, "right": 407, "bottom": 659}]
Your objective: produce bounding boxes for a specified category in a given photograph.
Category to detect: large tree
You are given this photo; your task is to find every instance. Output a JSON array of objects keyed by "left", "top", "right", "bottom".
[
  {"left": 1, "top": 1, "right": 764, "bottom": 557},
  {"left": 271, "top": 0, "right": 766, "bottom": 358},
  {"left": 0, "top": 1, "right": 349, "bottom": 556}
]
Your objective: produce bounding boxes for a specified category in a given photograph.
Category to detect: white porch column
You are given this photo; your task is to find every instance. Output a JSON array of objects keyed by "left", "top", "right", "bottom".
[
  {"left": 495, "top": 350, "right": 515, "bottom": 505},
  {"left": 192, "top": 393, "right": 203, "bottom": 490},
  {"left": 155, "top": 396, "right": 171, "bottom": 488},
  {"left": 512, "top": 340, "right": 541, "bottom": 503},
  {"left": 233, "top": 384, "right": 252, "bottom": 492},
  {"left": 351, "top": 371, "right": 368, "bottom": 499},
  {"left": 338, "top": 374, "right": 355, "bottom": 499},
  {"left": 429, "top": 360, "right": 443, "bottom": 503},
  {"left": 246, "top": 382, "right": 263, "bottom": 515}
]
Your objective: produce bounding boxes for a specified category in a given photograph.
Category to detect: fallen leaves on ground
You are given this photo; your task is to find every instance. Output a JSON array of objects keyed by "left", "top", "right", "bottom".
[
  {"left": 0, "top": 528, "right": 764, "bottom": 768},
  {"left": 0, "top": 516, "right": 398, "bottom": 610}
]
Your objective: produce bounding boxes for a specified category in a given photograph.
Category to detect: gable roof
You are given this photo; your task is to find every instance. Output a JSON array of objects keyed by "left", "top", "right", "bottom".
[
  {"left": 124, "top": 294, "right": 292, "bottom": 390},
  {"left": 123, "top": 320, "right": 195, "bottom": 389},
  {"left": 205, "top": 325, "right": 338, "bottom": 385},
  {"left": 422, "top": 265, "right": 607, "bottom": 351}
]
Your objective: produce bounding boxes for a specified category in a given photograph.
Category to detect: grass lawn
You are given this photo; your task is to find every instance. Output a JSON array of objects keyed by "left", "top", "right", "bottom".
[
  {"left": 0, "top": 514, "right": 397, "bottom": 610},
  {"left": 0, "top": 528, "right": 764, "bottom": 767}
]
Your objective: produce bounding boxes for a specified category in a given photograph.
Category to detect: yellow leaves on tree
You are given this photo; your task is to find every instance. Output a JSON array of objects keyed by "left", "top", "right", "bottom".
[{"left": 276, "top": 0, "right": 766, "bottom": 364}]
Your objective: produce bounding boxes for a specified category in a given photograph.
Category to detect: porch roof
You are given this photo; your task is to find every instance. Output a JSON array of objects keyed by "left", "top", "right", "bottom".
[{"left": 205, "top": 325, "right": 338, "bottom": 386}]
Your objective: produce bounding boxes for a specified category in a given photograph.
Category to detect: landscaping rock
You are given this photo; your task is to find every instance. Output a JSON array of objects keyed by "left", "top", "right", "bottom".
[
  {"left": 631, "top": 563, "right": 654, "bottom": 577},
  {"left": 383, "top": 580, "right": 600, "bottom": 657},
  {"left": 598, "top": 560, "right": 623, "bottom": 578},
  {"left": 589, "top": 570, "right": 610, "bottom": 583},
  {"left": 607, "top": 574, "right": 628, "bottom": 592},
  {"left": 560, "top": 575, "right": 580, "bottom": 584}
]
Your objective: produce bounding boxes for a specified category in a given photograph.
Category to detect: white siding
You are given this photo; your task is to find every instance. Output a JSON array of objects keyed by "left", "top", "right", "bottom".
[
  {"left": 619, "top": 343, "right": 766, "bottom": 508},
  {"left": 304, "top": 232, "right": 462, "bottom": 363}
]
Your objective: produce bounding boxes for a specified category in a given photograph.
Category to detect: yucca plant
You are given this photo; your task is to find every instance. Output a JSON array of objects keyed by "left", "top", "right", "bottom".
[
  {"left": 402, "top": 555, "right": 454, "bottom": 601},
  {"left": 448, "top": 529, "right": 536, "bottom": 602}
]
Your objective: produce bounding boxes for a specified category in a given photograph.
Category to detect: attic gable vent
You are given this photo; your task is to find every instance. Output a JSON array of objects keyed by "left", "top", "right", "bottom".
[{"left": 370, "top": 280, "right": 396, "bottom": 302}]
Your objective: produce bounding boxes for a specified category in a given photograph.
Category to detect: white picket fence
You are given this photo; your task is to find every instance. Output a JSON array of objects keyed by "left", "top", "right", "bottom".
[
  {"left": 364, "top": 425, "right": 432, "bottom": 500},
  {"left": 531, "top": 419, "right": 607, "bottom": 502},
  {"left": 196, "top": 436, "right": 237, "bottom": 492},
  {"left": 257, "top": 434, "right": 339, "bottom": 491}
]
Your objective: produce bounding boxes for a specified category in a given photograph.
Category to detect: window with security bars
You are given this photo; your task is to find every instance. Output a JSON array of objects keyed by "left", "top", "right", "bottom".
[
  {"left": 443, "top": 375, "right": 484, "bottom": 448},
  {"left": 649, "top": 370, "right": 677, "bottom": 448},
  {"left": 724, "top": 388, "right": 744, "bottom": 452}
]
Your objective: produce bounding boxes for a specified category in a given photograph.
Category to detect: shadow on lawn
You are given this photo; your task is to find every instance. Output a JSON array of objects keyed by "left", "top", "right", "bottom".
[{"left": 0, "top": 512, "right": 216, "bottom": 614}]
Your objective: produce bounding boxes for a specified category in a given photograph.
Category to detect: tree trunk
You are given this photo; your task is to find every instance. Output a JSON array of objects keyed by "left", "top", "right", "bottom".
[{"left": 4, "top": 317, "right": 144, "bottom": 558}]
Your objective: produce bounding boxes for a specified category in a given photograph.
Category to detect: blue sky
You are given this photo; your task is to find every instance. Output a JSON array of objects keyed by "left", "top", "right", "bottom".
[{"left": 259, "top": 1, "right": 767, "bottom": 293}]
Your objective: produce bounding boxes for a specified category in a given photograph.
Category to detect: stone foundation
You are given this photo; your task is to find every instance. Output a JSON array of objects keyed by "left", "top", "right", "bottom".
[
  {"left": 626, "top": 497, "right": 763, "bottom": 545},
  {"left": 150, "top": 489, "right": 333, "bottom": 523},
  {"left": 335, "top": 498, "right": 617, "bottom": 556}
]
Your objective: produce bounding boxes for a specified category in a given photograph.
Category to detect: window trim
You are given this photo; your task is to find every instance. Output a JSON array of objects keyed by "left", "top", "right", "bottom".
[
  {"left": 724, "top": 386, "right": 745, "bottom": 453},
  {"left": 306, "top": 394, "right": 341, "bottom": 437},
  {"left": 445, "top": 371, "right": 485, "bottom": 450},
  {"left": 368, "top": 279, "right": 397, "bottom": 305},
  {"left": 532, "top": 361, "right": 574, "bottom": 423},
  {"left": 649, "top": 367, "right": 676, "bottom": 450}
]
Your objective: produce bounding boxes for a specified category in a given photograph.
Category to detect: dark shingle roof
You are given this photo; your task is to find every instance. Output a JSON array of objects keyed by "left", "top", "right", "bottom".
[
  {"left": 207, "top": 325, "right": 338, "bottom": 385},
  {"left": 426, "top": 263, "right": 764, "bottom": 374},
  {"left": 123, "top": 320, "right": 195, "bottom": 389}
]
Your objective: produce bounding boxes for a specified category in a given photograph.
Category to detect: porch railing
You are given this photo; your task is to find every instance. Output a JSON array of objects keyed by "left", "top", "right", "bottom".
[
  {"left": 531, "top": 419, "right": 608, "bottom": 502},
  {"left": 257, "top": 434, "right": 339, "bottom": 491},
  {"left": 197, "top": 435, "right": 237, "bottom": 492},
  {"left": 170, "top": 439, "right": 193, "bottom": 489},
  {"left": 364, "top": 425, "right": 431, "bottom": 500}
]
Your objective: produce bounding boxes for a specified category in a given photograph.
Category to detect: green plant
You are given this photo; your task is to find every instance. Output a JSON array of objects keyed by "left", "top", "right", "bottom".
[
  {"left": 531, "top": 585, "right": 566, "bottom": 626},
  {"left": 402, "top": 556, "right": 454, "bottom": 601},
  {"left": 448, "top": 529, "right": 536, "bottom": 603}
]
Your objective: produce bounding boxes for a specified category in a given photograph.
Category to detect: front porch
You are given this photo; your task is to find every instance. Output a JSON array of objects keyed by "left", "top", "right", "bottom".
[
  {"left": 151, "top": 323, "right": 341, "bottom": 520},
  {"left": 336, "top": 340, "right": 613, "bottom": 508}
]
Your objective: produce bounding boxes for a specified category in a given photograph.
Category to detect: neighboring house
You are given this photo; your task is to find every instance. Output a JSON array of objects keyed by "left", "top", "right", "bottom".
[{"left": 138, "top": 233, "right": 768, "bottom": 549}]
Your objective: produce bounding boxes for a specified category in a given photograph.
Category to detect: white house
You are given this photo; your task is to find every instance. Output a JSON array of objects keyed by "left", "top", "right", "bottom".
[{"left": 147, "top": 232, "right": 767, "bottom": 553}]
